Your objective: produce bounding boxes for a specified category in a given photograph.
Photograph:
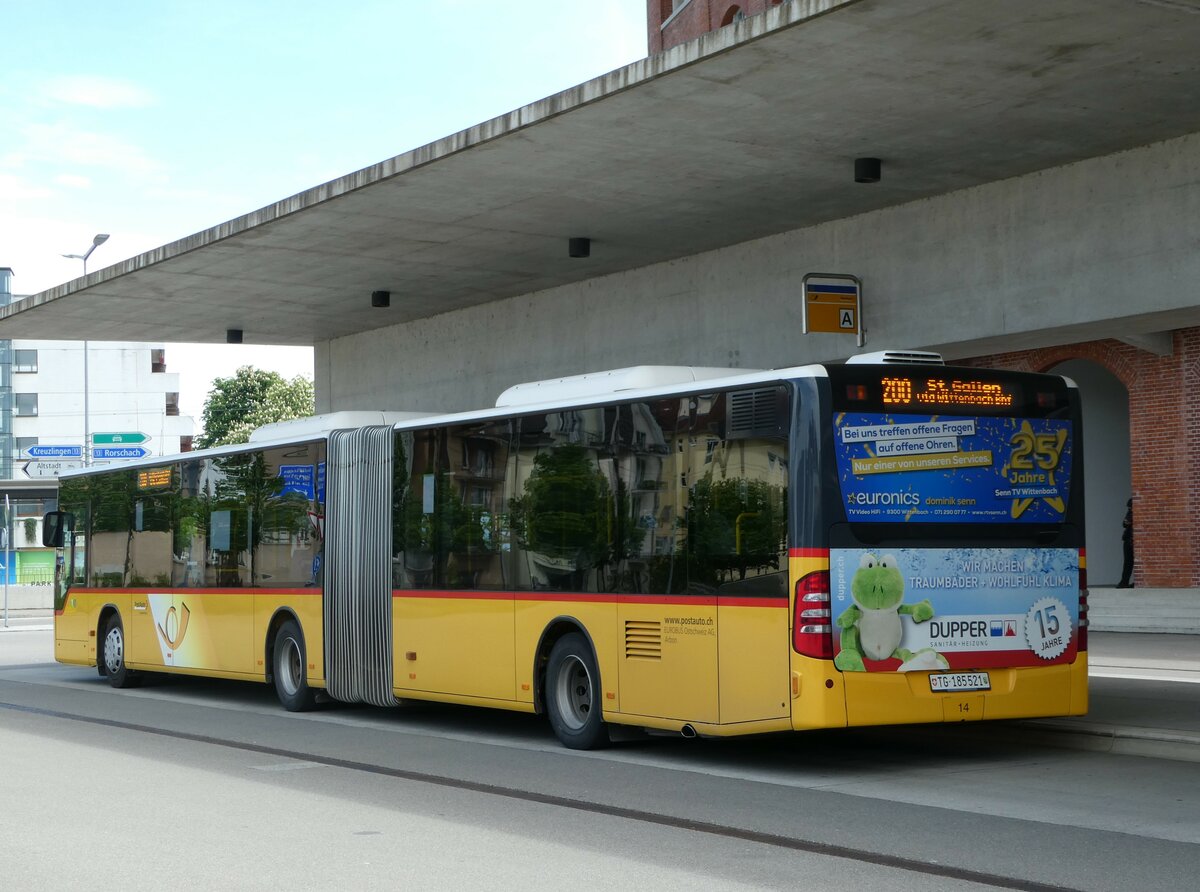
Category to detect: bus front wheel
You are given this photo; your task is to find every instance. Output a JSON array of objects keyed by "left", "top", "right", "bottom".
[
  {"left": 545, "top": 633, "right": 608, "bottom": 750},
  {"left": 272, "top": 620, "right": 317, "bottom": 712},
  {"left": 102, "top": 614, "right": 141, "bottom": 688}
]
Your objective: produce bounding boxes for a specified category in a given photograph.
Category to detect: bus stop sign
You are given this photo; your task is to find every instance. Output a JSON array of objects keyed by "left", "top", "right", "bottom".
[{"left": 802, "top": 273, "right": 863, "bottom": 346}]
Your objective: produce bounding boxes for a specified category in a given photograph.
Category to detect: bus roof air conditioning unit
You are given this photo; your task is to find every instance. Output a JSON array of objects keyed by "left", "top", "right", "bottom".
[
  {"left": 496, "top": 365, "right": 758, "bottom": 408},
  {"left": 846, "top": 350, "right": 944, "bottom": 366}
]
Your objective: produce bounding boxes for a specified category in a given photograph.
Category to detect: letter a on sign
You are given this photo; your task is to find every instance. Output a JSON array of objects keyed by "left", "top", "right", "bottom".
[{"left": 801, "top": 273, "right": 863, "bottom": 346}]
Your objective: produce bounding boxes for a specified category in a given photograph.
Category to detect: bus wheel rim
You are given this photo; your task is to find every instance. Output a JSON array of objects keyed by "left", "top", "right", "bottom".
[
  {"left": 554, "top": 655, "right": 592, "bottom": 731},
  {"left": 104, "top": 626, "right": 123, "bottom": 674},
  {"left": 280, "top": 638, "right": 302, "bottom": 696}
]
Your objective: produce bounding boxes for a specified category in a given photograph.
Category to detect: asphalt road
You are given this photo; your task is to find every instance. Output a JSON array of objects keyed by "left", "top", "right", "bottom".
[{"left": 1, "top": 628, "right": 1197, "bottom": 891}]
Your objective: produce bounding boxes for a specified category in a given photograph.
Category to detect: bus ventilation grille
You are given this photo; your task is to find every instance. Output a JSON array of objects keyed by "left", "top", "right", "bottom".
[
  {"left": 625, "top": 620, "right": 662, "bottom": 660},
  {"left": 728, "top": 388, "right": 784, "bottom": 438}
]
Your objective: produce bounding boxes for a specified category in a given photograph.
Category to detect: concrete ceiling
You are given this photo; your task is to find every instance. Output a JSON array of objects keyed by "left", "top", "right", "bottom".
[{"left": 4, "top": 0, "right": 1200, "bottom": 345}]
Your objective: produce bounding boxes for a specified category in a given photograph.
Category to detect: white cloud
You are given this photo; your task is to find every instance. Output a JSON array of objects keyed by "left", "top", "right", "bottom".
[
  {"left": 41, "top": 75, "right": 154, "bottom": 109},
  {"left": 0, "top": 173, "right": 53, "bottom": 202},
  {"left": 54, "top": 173, "right": 92, "bottom": 189},
  {"left": 13, "top": 122, "right": 167, "bottom": 180}
]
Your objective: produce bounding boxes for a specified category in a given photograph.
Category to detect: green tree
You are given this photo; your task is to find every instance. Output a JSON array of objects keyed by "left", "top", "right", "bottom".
[
  {"left": 685, "top": 476, "right": 786, "bottom": 587},
  {"left": 510, "top": 444, "right": 612, "bottom": 590},
  {"left": 196, "top": 366, "right": 314, "bottom": 448}
]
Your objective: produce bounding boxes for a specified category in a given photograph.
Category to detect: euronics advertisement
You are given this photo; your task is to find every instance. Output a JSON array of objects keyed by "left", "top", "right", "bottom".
[
  {"left": 833, "top": 413, "right": 1073, "bottom": 523},
  {"left": 831, "top": 547, "right": 1079, "bottom": 672}
]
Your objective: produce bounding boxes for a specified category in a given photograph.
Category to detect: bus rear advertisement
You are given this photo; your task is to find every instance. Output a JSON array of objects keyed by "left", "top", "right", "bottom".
[{"left": 46, "top": 352, "right": 1087, "bottom": 748}]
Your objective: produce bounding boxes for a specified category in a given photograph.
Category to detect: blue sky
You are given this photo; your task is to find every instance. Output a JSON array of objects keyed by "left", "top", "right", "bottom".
[{"left": 1, "top": 1, "right": 647, "bottom": 420}]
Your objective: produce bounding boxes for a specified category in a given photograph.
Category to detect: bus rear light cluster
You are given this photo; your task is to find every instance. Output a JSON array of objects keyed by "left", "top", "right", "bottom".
[
  {"left": 793, "top": 571, "right": 834, "bottom": 659},
  {"left": 1078, "top": 565, "right": 1089, "bottom": 652}
]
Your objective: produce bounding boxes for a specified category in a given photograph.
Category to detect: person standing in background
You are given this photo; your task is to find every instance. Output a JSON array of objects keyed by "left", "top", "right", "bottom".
[{"left": 1117, "top": 497, "right": 1134, "bottom": 588}]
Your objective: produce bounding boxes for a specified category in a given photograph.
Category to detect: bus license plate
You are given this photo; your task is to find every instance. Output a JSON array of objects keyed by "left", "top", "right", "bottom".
[{"left": 930, "top": 672, "right": 990, "bottom": 693}]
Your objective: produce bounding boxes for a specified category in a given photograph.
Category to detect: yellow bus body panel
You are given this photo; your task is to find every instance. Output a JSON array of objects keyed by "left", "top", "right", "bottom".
[
  {"left": 717, "top": 603, "right": 790, "bottom": 724},
  {"left": 841, "top": 655, "right": 1087, "bottom": 726},
  {"left": 54, "top": 589, "right": 123, "bottom": 668},
  {"left": 616, "top": 599, "right": 717, "bottom": 723},
  {"left": 788, "top": 553, "right": 849, "bottom": 730},
  {"left": 56, "top": 589, "right": 325, "bottom": 685},
  {"left": 254, "top": 592, "right": 325, "bottom": 683},
  {"left": 395, "top": 594, "right": 516, "bottom": 701},
  {"left": 517, "top": 597, "right": 618, "bottom": 708}
]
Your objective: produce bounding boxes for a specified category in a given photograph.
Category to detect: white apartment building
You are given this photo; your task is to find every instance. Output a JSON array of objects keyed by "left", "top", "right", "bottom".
[{"left": 0, "top": 266, "right": 194, "bottom": 584}]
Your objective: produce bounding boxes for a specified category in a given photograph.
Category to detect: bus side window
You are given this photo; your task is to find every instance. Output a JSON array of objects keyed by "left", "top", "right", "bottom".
[
  {"left": 509, "top": 410, "right": 614, "bottom": 594},
  {"left": 682, "top": 389, "right": 789, "bottom": 597},
  {"left": 610, "top": 401, "right": 675, "bottom": 595}
]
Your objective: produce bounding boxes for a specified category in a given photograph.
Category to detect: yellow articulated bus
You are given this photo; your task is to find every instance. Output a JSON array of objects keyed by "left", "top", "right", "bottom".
[{"left": 45, "top": 351, "right": 1087, "bottom": 748}]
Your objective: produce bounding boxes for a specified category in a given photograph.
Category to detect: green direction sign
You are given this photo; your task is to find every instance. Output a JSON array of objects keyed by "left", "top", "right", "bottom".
[{"left": 92, "top": 432, "right": 148, "bottom": 445}]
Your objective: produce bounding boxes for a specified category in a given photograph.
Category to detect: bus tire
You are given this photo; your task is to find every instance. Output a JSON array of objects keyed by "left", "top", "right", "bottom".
[
  {"left": 102, "top": 613, "right": 141, "bottom": 689},
  {"left": 273, "top": 619, "right": 317, "bottom": 712},
  {"left": 545, "top": 633, "right": 608, "bottom": 750}
]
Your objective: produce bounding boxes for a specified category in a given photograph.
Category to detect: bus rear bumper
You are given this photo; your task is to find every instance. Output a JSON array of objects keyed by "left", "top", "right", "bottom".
[{"left": 830, "top": 654, "right": 1088, "bottom": 729}]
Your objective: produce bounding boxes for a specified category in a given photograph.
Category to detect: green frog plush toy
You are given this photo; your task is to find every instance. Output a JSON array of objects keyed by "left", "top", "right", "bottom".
[{"left": 834, "top": 552, "right": 946, "bottom": 672}]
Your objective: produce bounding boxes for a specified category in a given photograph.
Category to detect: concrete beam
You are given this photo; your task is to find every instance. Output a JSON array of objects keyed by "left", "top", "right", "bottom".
[
  {"left": 3, "top": 0, "right": 1200, "bottom": 350},
  {"left": 1116, "top": 332, "right": 1175, "bottom": 357}
]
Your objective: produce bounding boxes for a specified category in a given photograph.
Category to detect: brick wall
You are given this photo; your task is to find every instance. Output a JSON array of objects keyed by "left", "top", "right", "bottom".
[
  {"left": 965, "top": 331, "right": 1200, "bottom": 588},
  {"left": 649, "top": 0, "right": 784, "bottom": 54}
]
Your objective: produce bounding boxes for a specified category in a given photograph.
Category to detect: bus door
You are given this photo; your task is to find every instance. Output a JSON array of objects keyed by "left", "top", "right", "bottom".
[
  {"left": 392, "top": 425, "right": 516, "bottom": 702},
  {"left": 620, "top": 389, "right": 791, "bottom": 726},
  {"left": 46, "top": 511, "right": 92, "bottom": 663},
  {"left": 127, "top": 593, "right": 169, "bottom": 667}
]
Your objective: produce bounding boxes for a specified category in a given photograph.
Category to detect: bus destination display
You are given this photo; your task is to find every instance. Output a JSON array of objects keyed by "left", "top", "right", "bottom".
[{"left": 882, "top": 376, "right": 1016, "bottom": 409}]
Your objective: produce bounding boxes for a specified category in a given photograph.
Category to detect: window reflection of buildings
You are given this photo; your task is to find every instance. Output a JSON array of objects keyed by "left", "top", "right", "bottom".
[
  {"left": 392, "top": 387, "right": 789, "bottom": 597},
  {"left": 62, "top": 444, "right": 323, "bottom": 590}
]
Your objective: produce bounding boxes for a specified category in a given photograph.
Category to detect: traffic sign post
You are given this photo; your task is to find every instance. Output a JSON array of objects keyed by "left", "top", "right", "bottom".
[
  {"left": 802, "top": 273, "right": 864, "bottom": 347},
  {"left": 92, "top": 432, "right": 148, "bottom": 445}
]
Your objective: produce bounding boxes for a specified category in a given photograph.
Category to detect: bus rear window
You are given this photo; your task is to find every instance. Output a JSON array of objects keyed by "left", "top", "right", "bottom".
[{"left": 833, "top": 411, "right": 1074, "bottom": 524}]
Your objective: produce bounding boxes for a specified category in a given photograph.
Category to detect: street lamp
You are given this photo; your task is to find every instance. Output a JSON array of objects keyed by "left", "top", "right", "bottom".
[
  {"left": 61, "top": 233, "right": 110, "bottom": 276},
  {"left": 61, "top": 234, "right": 109, "bottom": 465}
]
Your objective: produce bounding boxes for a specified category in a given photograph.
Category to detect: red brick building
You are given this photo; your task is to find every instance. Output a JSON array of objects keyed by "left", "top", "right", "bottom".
[
  {"left": 962, "top": 333, "right": 1200, "bottom": 589},
  {"left": 649, "top": 0, "right": 785, "bottom": 54}
]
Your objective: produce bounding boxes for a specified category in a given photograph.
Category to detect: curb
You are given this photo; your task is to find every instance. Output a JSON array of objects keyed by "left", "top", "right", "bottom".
[
  {"left": 889, "top": 717, "right": 1200, "bottom": 765},
  {"left": 1015, "top": 719, "right": 1200, "bottom": 764}
]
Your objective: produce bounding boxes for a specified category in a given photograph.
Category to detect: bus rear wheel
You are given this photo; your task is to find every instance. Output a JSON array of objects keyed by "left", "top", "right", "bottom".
[
  {"left": 545, "top": 633, "right": 608, "bottom": 750},
  {"left": 102, "top": 614, "right": 141, "bottom": 688},
  {"left": 272, "top": 619, "right": 317, "bottom": 712}
]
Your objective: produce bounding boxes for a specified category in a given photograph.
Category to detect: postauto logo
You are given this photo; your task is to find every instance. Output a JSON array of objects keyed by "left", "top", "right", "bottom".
[{"left": 846, "top": 491, "right": 921, "bottom": 508}]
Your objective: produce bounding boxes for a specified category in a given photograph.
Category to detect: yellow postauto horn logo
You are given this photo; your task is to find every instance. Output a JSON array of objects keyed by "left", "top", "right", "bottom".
[{"left": 157, "top": 602, "right": 191, "bottom": 651}]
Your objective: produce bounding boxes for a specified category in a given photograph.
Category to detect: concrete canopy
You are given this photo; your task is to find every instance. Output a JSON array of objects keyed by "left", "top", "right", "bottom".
[{"left": 3, "top": 0, "right": 1200, "bottom": 345}]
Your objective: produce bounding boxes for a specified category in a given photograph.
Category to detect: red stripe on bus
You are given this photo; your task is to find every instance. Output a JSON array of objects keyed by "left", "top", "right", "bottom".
[
  {"left": 519, "top": 593, "right": 620, "bottom": 604},
  {"left": 615, "top": 594, "right": 717, "bottom": 606},
  {"left": 718, "top": 597, "right": 789, "bottom": 608},
  {"left": 789, "top": 548, "right": 829, "bottom": 559},
  {"left": 392, "top": 589, "right": 518, "bottom": 602},
  {"left": 390, "top": 590, "right": 782, "bottom": 608},
  {"left": 67, "top": 587, "right": 320, "bottom": 596}
]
